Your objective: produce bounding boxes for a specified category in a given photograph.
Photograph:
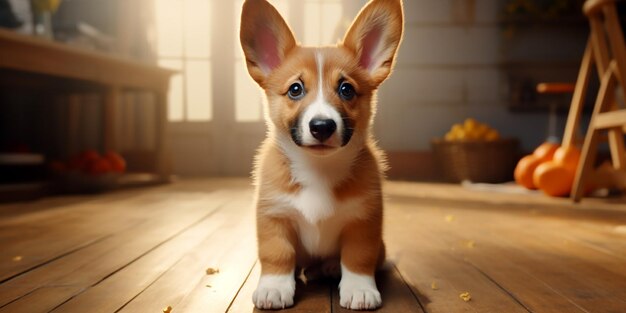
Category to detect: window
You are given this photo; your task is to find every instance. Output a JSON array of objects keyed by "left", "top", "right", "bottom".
[
  {"left": 155, "top": 0, "right": 213, "bottom": 122},
  {"left": 302, "top": 0, "right": 343, "bottom": 46},
  {"left": 233, "top": 0, "right": 343, "bottom": 122},
  {"left": 155, "top": 0, "right": 346, "bottom": 123}
]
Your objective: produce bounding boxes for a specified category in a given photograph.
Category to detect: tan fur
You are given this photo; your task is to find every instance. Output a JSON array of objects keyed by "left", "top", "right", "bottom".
[{"left": 241, "top": 0, "right": 403, "bottom": 299}]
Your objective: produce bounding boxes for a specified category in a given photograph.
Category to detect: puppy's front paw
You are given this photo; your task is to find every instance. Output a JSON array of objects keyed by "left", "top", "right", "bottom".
[
  {"left": 252, "top": 273, "right": 296, "bottom": 310},
  {"left": 340, "top": 287, "right": 381, "bottom": 310},
  {"left": 339, "top": 265, "right": 381, "bottom": 310}
]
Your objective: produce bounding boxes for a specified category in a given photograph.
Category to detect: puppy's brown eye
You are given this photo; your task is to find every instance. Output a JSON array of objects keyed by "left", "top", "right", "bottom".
[
  {"left": 338, "top": 81, "right": 355, "bottom": 101},
  {"left": 287, "top": 81, "right": 305, "bottom": 100}
]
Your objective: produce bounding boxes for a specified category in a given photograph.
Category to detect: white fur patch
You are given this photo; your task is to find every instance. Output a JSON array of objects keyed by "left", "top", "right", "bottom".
[
  {"left": 268, "top": 182, "right": 368, "bottom": 257},
  {"left": 293, "top": 196, "right": 366, "bottom": 256},
  {"left": 270, "top": 132, "right": 368, "bottom": 257},
  {"left": 253, "top": 272, "right": 296, "bottom": 309},
  {"left": 300, "top": 51, "right": 344, "bottom": 147},
  {"left": 339, "top": 264, "right": 382, "bottom": 310}
]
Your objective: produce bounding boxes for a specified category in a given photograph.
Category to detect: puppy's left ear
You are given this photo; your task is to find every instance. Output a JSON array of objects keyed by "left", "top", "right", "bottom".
[{"left": 342, "top": 0, "right": 404, "bottom": 86}]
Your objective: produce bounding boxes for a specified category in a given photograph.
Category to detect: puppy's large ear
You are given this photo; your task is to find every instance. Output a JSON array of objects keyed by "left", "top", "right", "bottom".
[
  {"left": 342, "top": 0, "right": 403, "bottom": 86},
  {"left": 240, "top": 0, "right": 296, "bottom": 86}
]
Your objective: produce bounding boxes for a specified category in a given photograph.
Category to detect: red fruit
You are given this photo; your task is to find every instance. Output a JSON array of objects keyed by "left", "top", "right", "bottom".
[
  {"left": 86, "top": 158, "right": 113, "bottom": 175},
  {"left": 104, "top": 151, "right": 126, "bottom": 173},
  {"left": 67, "top": 155, "right": 87, "bottom": 171},
  {"left": 68, "top": 150, "right": 100, "bottom": 171},
  {"left": 80, "top": 149, "right": 100, "bottom": 162}
]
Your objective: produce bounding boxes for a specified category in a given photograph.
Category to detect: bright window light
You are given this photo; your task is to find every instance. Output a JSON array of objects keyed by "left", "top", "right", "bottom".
[{"left": 155, "top": 0, "right": 213, "bottom": 122}]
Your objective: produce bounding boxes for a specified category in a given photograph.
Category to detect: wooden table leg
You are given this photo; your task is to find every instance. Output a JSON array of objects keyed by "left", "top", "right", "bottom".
[
  {"left": 103, "top": 86, "right": 120, "bottom": 152},
  {"left": 155, "top": 87, "right": 172, "bottom": 182}
]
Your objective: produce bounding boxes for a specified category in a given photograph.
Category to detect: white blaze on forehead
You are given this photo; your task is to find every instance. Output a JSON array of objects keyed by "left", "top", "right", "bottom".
[{"left": 300, "top": 50, "right": 343, "bottom": 146}]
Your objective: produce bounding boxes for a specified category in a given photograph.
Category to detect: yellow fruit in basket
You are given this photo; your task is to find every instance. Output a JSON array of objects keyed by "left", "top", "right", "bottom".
[
  {"left": 464, "top": 118, "right": 478, "bottom": 131},
  {"left": 466, "top": 129, "right": 479, "bottom": 140},
  {"left": 456, "top": 131, "right": 468, "bottom": 140},
  {"left": 475, "top": 124, "right": 489, "bottom": 138},
  {"left": 444, "top": 119, "right": 502, "bottom": 142},
  {"left": 485, "top": 129, "right": 500, "bottom": 141}
]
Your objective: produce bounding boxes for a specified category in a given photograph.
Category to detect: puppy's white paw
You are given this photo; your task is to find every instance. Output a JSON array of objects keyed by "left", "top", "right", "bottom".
[
  {"left": 339, "top": 265, "right": 381, "bottom": 310},
  {"left": 252, "top": 273, "right": 295, "bottom": 310}
]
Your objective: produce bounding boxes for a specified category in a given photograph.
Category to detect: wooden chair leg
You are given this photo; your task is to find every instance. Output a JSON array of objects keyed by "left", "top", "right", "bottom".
[
  {"left": 608, "top": 126, "right": 626, "bottom": 169},
  {"left": 563, "top": 39, "right": 594, "bottom": 148},
  {"left": 573, "top": 128, "right": 602, "bottom": 202},
  {"left": 572, "top": 69, "right": 617, "bottom": 202}
]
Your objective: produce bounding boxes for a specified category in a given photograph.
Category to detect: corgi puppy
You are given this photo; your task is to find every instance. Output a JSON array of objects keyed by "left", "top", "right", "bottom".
[{"left": 240, "top": 0, "right": 403, "bottom": 310}]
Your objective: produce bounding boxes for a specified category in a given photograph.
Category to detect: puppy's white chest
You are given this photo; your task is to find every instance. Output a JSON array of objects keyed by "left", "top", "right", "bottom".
[
  {"left": 289, "top": 185, "right": 334, "bottom": 224},
  {"left": 289, "top": 186, "right": 365, "bottom": 257},
  {"left": 295, "top": 213, "right": 344, "bottom": 257}
]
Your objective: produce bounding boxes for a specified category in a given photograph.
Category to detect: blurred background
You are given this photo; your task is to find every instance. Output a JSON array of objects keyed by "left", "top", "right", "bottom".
[{"left": 0, "top": 0, "right": 615, "bottom": 199}]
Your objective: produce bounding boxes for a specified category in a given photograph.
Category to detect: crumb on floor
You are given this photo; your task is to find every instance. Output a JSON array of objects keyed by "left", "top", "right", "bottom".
[{"left": 460, "top": 292, "right": 472, "bottom": 302}]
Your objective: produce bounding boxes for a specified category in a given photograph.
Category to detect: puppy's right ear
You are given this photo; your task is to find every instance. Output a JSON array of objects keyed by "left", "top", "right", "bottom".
[{"left": 240, "top": 0, "right": 296, "bottom": 86}]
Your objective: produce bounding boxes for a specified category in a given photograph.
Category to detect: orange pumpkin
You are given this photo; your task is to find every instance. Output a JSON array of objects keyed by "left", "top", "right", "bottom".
[
  {"left": 533, "top": 142, "right": 559, "bottom": 162},
  {"left": 514, "top": 155, "right": 543, "bottom": 189},
  {"left": 533, "top": 161, "right": 575, "bottom": 197},
  {"left": 553, "top": 146, "right": 581, "bottom": 171}
]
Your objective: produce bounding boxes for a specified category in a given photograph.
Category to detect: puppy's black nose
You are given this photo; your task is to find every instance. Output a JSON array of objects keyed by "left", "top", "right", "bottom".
[{"left": 309, "top": 118, "right": 336, "bottom": 142}]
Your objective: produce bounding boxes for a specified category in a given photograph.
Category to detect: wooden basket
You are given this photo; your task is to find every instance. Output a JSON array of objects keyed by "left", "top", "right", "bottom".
[{"left": 431, "top": 138, "right": 520, "bottom": 183}]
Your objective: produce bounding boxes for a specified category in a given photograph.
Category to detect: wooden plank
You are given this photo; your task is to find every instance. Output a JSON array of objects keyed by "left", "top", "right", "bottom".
[
  {"left": 227, "top": 263, "right": 332, "bottom": 313},
  {"left": 385, "top": 241, "right": 530, "bottom": 312},
  {"left": 384, "top": 180, "right": 626, "bottom": 215},
  {"left": 331, "top": 264, "right": 425, "bottom": 313},
  {"left": 117, "top": 195, "right": 257, "bottom": 313},
  {"left": 554, "top": 223, "right": 626, "bottom": 261},
  {"left": 0, "top": 183, "right": 199, "bottom": 277},
  {"left": 384, "top": 200, "right": 548, "bottom": 313},
  {"left": 0, "top": 28, "right": 175, "bottom": 89},
  {"left": 50, "top": 193, "right": 253, "bottom": 313},
  {"left": 0, "top": 189, "right": 161, "bottom": 283},
  {"left": 595, "top": 111, "right": 626, "bottom": 129},
  {"left": 0, "top": 189, "right": 234, "bottom": 310},
  {"left": 469, "top": 226, "right": 626, "bottom": 312},
  {"left": 0, "top": 286, "right": 77, "bottom": 313},
  {"left": 467, "top": 210, "right": 626, "bottom": 295},
  {"left": 383, "top": 204, "right": 530, "bottom": 312},
  {"left": 387, "top": 197, "right": 626, "bottom": 312}
]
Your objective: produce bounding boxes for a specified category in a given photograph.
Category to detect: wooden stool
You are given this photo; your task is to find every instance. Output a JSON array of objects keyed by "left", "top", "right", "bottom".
[
  {"left": 536, "top": 83, "right": 577, "bottom": 142},
  {"left": 571, "top": 0, "right": 626, "bottom": 201}
]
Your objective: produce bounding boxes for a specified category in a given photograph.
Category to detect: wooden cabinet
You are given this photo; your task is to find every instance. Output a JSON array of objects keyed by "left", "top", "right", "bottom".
[{"left": 0, "top": 28, "right": 175, "bottom": 182}]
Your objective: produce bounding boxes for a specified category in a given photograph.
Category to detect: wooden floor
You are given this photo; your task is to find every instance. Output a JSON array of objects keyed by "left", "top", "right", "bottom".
[{"left": 1, "top": 178, "right": 626, "bottom": 313}]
